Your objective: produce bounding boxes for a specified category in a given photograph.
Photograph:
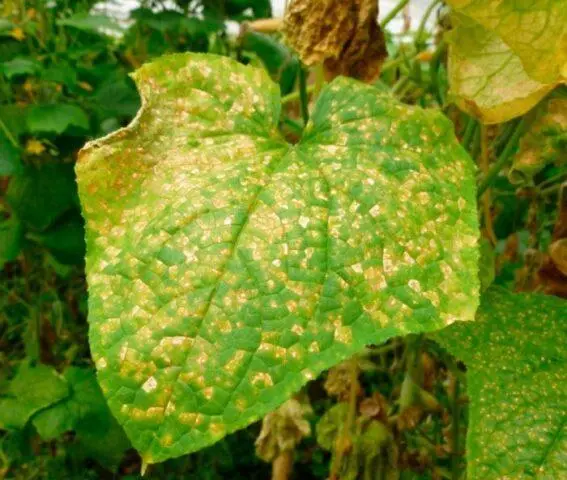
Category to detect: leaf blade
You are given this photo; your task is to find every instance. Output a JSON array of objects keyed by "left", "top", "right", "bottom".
[{"left": 77, "top": 53, "right": 479, "bottom": 463}]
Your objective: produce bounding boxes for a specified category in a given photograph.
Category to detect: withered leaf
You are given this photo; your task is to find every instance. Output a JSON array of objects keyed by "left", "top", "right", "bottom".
[{"left": 283, "top": 0, "right": 387, "bottom": 82}]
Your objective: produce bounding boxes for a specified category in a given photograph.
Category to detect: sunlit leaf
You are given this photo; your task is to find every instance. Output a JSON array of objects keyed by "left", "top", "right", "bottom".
[
  {"left": 433, "top": 288, "right": 567, "bottom": 479},
  {"left": 76, "top": 53, "right": 479, "bottom": 463},
  {"left": 446, "top": 0, "right": 567, "bottom": 84},
  {"left": 447, "top": 15, "right": 556, "bottom": 124}
]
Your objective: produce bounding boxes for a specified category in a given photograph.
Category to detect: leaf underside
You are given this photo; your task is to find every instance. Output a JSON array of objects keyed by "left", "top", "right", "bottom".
[
  {"left": 76, "top": 53, "right": 479, "bottom": 463},
  {"left": 433, "top": 288, "right": 567, "bottom": 479}
]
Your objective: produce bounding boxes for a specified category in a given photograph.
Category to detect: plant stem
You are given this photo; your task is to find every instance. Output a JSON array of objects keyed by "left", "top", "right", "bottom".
[
  {"left": 0, "top": 117, "right": 19, "bottom": 149},
  {"left": 272, "top": 450, "right": 293, "bottom": 480},
  {"left": 381, "top": 0, "right": 410, "bottom": 28},
  {"left": 281, "top": 85, "right": 315, "bottom": 106},
  {"left": 392, "top": 76, "right": 410, "bottom": 95},
  {"left": 451, "top": 376, "right": 461, "bottom": 480},
  {"left": 480, "top": 125, "right": 497, "bottom": 244},
  {"left": 477, "top": 119, "right": 525, "bottom": 197},
  {"left": 298, "top": 66, "right": 309, "bottom": 126},
  {"left": 461, "top": 117, "right": 477, "bottom": 150},
  {"left": 330, "top": 359, "right": 358, "bottom": 480},
  {"left": 414, "top": 0, "right": 441, "bottom": 49}
]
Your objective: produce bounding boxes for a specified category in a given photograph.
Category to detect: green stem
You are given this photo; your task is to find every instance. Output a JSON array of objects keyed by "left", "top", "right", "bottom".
[
  {"left": 414, "top": 0, "right": 441, "bottom": 48},
  {"left": 477, "top": 119, "right": 525, "bottom": 197},
  {"left": 461, "top": 117, "right": 477, "bottom": 150},
  {"left": 380, "top": 0, "right": 410, "bottom": 28},
  {"left": 280, "top": 85, "right": 315, "bottom": 106},
  {"left": 392, "top": 76, "right": 410, "bottom": 95},
  {"left": 298, "top": 66, "right": 309, "bottom": 126},
  {"left": 0, "top": 117, "right": 19, "bottom": 149}
]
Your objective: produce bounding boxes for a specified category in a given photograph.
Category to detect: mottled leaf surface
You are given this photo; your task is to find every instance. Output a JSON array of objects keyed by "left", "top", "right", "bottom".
[
  {"left": 447, "top": 14, "right": 556, "bottom": 124},
  {"left": 76, "top": 53, "right": 479, "bottom": 463},
  {"left": 446, "top": 0, "right": 567, "bottom": 84},
  {"left": 433, "top": 288, "right": 567, "bottom": 479}
]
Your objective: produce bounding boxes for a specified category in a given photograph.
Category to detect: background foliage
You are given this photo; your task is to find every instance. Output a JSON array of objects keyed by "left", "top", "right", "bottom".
[{"left": 1, "top": 0, "right": 565, "bottom": 479}]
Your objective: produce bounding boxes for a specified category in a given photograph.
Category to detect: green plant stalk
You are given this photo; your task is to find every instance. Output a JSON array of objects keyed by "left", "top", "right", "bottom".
[
  {"left": 0, "top": 117, "right": 19, "bottom": 149},
  {"left": 281, "top": 85, "right": 315, "bottom": 106},
  {"left": 392, "top": 76, "right": 410, "bottom": 96},
  {"left": 298, "top": 66, "right": 309, "bottom": 126},
  {"left": 415, "top": 0, "right": 442, "bottom": 49},
  {"left": 461, "top": 117, "right": 477, "bottom": 150},
  {"left": 451, "top": 377, "right": 461, "bottom": 480},
  {"left": 381, "top": 0, "right": 410, "bottom": 28},
  {"left": 477, "top": 119, "right": 525, "bottom": 197}
]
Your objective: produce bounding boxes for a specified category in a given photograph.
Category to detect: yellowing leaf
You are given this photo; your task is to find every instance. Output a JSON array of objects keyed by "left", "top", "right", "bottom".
[
  {"left": 446, "top": 0, "right": 567, "bottom": 84},
  {"left": 447, "top": 15, "right": 556, "bottom": 124},
  {"left": 76, "top": 53, "right": 479, "bottom": 464}
]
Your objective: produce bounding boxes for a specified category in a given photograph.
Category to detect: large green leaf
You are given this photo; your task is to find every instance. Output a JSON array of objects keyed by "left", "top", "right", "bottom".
[
  {"left": 446, "top": 0, "right": 567, "bottom": 84},
  {"left": 433, "top": 288, "right": 567, "bottom": 479},
  {"left": 76, "top": 53, "right": 479, "bottom": 463}
]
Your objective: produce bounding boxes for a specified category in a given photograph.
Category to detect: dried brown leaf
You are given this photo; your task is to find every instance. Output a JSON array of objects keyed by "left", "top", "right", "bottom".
[{"left": 283, "top": 0, "right": 387, "bottom": 82}]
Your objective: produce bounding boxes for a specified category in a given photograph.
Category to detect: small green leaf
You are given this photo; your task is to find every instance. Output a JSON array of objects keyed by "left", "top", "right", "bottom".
[
  {"left": 0, "top": 362, "right": 69, "bottom": 430},
  {"left": 433, "top": 288, "right": 567, "bottom": 479},
  {"left": 1, "top": 57, "right": 41, "bottom": 79},
  {"left": 77, "top": 53, "right": 479, "bottom": 464},
  {"left": 26, "top": 104, "right": 89, "bottom": 135},
  {"left": 0, "top": 216, "right": 23, "bottom": 268},
  {"left": 0, "top": 130, "right": 21, "bottom": 176},
  {"left": 56, "top": 14, "right": 122, "bottom": 34},
  {"left": 6, "top": 164, "right": 79, "bottom": 231}
]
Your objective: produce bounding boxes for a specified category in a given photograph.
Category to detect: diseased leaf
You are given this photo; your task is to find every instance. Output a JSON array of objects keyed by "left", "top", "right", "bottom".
[
  {"left": 283, "top": 0, "right": 387, "bottom": 82},
  {"left": 447, "top": 15, "right": 556, "bottom": 124},
  {"left": 76, "top": 53, "right": 479, "bottom": 463},
  {"left": 433, "top": 288, "right": 567, "bottom": 479},
  {"left": 446, "top": 0, "right": 567, "bottom": 84},
  {"left": 0, "top": 362, "right": 69, "bottom": 430}
]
